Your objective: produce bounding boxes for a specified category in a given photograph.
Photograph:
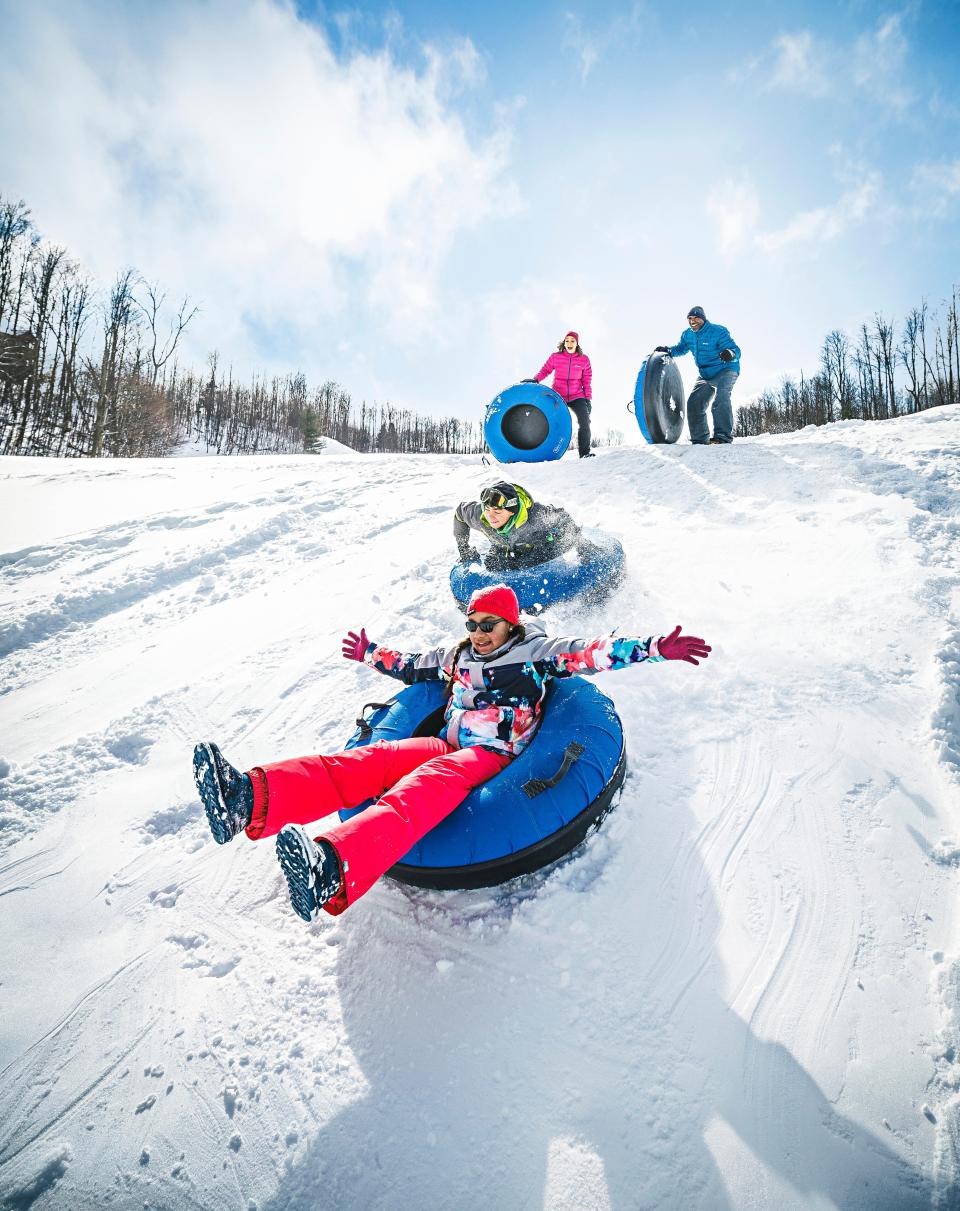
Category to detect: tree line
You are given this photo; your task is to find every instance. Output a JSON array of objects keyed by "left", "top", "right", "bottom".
[
  {"left": 0, "top": 197, "right": 493, "bottom": 457},
  {"left": 166, "top": 360, "right": 491, "bottom": 457},
  {"left": 735, "top": 293, "right": 959, "bottom": 436},
  {"left": 1, "top": 194, "right": 957, "bottom": 456}
]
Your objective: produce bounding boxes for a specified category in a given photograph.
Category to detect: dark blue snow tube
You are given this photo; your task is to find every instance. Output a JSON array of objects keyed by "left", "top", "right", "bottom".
[
  {"left": 449, "top": 527, "right": 625, "bottom": 613},
  {"left": 484, "top": 383, "right": 573, "bottom": 463},
  {"left": 339, "top": 678, "right": 626, "bottom": 890},
  {"left": 629, "top": 351, "right": 685, "bottom": 444}
]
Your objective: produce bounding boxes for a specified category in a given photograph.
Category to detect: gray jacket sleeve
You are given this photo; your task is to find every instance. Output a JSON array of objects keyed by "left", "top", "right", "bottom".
[{"left": 454, "top": 501, "right": 482, "bottom": 553}]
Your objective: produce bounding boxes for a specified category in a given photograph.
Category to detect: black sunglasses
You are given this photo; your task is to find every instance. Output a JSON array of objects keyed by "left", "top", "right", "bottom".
[{"left": 465, "top": 618, "right": 504, "bottom": 633}]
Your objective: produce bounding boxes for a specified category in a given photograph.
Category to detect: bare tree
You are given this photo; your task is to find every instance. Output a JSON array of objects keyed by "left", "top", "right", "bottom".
[
  {"left": 873, "top": 313, "right": 898, "bottom": 418},
  {"left": 88, "top": 270, "right": 139, "bottom": 455},
  {"left": 899, "top": 304, "right": 930, "bottom": 414},
  {"left": 0, "top": 199, "right": 32, "bottom": 326},
  {"left": 135, "top": 281, "right": 198, "bottom": 387},
  {"left": 945, "top": 285, "right": 959, "bottom": 408},
  {"left": 821, "top": 329, "right": 852, "bottom": 421}
]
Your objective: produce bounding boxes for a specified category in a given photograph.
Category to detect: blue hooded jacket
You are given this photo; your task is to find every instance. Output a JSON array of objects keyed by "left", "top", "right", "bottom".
[{"left": 669, "top": 318, "right": 741, "bottom": 380}]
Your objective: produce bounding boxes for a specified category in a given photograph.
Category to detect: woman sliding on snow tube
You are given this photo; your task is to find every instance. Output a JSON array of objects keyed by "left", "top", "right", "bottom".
[{"left": 193, "top": 584, "right": 711, "bottom": 923}]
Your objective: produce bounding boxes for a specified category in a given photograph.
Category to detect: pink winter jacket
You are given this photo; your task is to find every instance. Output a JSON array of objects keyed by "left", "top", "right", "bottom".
[{"left": 535, "top": 351, "right": 592, "bottom": 402}]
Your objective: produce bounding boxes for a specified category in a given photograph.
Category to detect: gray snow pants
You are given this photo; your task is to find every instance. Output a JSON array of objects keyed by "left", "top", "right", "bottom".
[{"left": 687, "top": 369, "right": 738, "bottom": 444}]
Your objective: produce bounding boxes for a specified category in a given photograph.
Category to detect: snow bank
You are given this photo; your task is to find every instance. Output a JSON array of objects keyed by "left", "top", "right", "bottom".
[{"left": 170, "top": 434, "right": 362, "bottom": 457}]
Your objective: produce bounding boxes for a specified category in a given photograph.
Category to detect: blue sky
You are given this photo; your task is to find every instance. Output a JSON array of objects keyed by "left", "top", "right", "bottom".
[{"left": 2, "top": 0, "right": 959, "bottom": 437}]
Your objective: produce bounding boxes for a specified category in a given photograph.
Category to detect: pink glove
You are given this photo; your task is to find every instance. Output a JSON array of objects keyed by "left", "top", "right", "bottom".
[
  {"left": 341, "top": 628, "right": 371, "bottom": 662},
  {"left": 657, "top": 625, "right": 711, "bottom": 665}
]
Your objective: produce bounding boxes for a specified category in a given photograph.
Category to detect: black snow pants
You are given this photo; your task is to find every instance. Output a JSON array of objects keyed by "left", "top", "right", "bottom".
[{"left": 567, "top": 398, "right": 592, "bottom": 457}]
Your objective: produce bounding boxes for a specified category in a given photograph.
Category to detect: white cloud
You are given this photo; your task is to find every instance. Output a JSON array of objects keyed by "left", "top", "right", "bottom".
[
  {"left": 756, "top": 173, "right": 881, "bottom": 252},
  {"left": 563, "top": 13, "right": 600, "bottom": 83},
  {"left": 423, "top": 37, "right": 487, "bottom": 97},
  {"left": 707, "top": 179, "right": 762, "bottom": 258},
  {"left": 910, "top": 159, "right": 960, "bottom": 217},
  {"left": 928, "top": 89, "right": 960, "bottom": 122},
  {"left": 912, "top": 160, "right": 960, "bottom": 195},
  {"left": 761, "top": 14, "right": 914, "bottom": 113},
  {"left": 474, "top": 280, "right": 613, "bottom": 370},
  {"left": 852, "top": 13, "right": 913, "bottom": 112},
  {"left": 0, "top": 0, "right": 516, "bottom": 365},
  {"left": 766, "top": 31, "right": 830, "bottom": 97},
  {"left": 562, "top": 4, "right": 649, "bottom": 84}
]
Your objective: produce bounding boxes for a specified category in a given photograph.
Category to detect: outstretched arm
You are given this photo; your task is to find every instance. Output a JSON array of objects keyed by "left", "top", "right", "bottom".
[
  {"left": 523, "top": 626, "right": 711, "bottom": 676},
  {"left": 656, "top": 625, "right": 711, "bottom": 665},
  {"left": 534, "top": 353, "right": 557, "bottom": 383},
  {"left": 341, "top": 629, "right": 450, "bottom": 684}
]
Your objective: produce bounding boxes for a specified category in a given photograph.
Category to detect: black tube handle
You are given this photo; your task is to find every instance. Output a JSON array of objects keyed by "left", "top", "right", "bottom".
[
  {"left": 355, "top": 701, "right": 394, "bottom": 740},
  {"left": 522, "top": 742, "right": 586, "bottom": 799}
]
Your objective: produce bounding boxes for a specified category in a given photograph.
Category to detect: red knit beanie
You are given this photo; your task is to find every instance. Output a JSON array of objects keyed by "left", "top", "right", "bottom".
[
  {"left": 565, "top": 330, "right": 579, "bottom": 342},
  {"left": 466, "top": 583, "right": 520, "bottom": 625}
]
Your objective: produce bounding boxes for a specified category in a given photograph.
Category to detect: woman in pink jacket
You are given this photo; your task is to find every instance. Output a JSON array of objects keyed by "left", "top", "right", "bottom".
[{"left": 528, "top": 330, "right": 594, "bottom": 458}]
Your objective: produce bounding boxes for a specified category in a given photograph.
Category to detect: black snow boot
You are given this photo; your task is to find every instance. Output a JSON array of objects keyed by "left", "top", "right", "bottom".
[
  {"left": 193, "top": 741, "right": 253, "bottom": 844},
  {"left": 275, "top": 825, "right": 343, "bottom": 922}
]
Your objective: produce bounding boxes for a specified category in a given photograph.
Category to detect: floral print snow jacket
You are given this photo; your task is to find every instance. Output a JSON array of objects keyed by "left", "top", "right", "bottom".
[{"left": 363, "top": 621, "right": 663, "bottom": 757}]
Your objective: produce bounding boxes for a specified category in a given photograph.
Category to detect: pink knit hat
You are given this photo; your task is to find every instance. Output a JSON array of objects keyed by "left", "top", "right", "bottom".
[
  {"left": 466, "top": 583, "right": 520, "bottom": 625},
  {"left": 565, "top": 330, "right": 579, "bottom": 342}
]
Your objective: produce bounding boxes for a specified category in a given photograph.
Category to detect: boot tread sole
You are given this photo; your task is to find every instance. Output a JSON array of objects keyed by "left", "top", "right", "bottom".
[
  {"left": 193, "top": 743, "right": 234, "bottom": 845},
  {"left": 276, "top": 826, "right": 322, "bottom": 922}
]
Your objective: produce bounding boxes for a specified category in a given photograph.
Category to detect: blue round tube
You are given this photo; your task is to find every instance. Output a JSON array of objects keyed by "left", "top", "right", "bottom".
[{"left": 484, "top": 383, "right": 573, "bottom": 463}]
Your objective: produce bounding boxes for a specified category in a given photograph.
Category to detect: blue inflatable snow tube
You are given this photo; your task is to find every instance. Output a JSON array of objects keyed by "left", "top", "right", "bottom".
[
  {"left": 449, "top": 527, "right": 625, "bottom": 613},
  {"left": 484, "top": 383, "right": 573, "bottom": 463},
  {"left": 339, "top": 678, "right": 626, "bottom": 890}
]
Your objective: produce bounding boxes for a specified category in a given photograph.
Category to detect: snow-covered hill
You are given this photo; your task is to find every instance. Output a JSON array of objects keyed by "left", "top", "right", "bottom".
[
  {"left": 170, "top": 434, "right": 363, "bottom": 459},
  {"left": 1, "top": 409, "right": 959, "bottom": 1210}
]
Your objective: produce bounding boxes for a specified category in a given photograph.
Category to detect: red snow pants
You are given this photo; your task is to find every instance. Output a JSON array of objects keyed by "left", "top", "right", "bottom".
[{"left": 244, "top": 738, "right": 510, "bottom": 915}]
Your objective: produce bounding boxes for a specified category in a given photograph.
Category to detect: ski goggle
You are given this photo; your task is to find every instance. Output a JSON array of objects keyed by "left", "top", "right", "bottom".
[
  {"left": 480, "top": 487, "right": 518, "bottom": 510},
  {"left": 465, "top": 617, "right": 505, "bottom": 633}
]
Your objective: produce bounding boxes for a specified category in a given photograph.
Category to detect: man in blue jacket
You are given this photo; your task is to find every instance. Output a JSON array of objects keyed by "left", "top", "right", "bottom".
[{"left": 656, "top": 306, "right": 740, "bottom": 444}]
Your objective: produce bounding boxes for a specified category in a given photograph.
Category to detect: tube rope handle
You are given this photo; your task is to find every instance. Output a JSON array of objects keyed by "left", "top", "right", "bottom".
[
  {"left": 522, "top": 741, "right": 586, "bottom": 799},
  {"left": 355, "top": 701, "right": 395, "bottom": 740}
]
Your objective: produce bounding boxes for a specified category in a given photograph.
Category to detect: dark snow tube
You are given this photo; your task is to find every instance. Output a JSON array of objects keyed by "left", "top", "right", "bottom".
[
  {"left": 629, "top": 352, "right": 685, "bottom": 443},
  {"left": 484, "top": 383, "right": 573, "bottom": 463},
  {"left": 449, "top": 527, "right": 625, "bottom": 613},
  {"left": 338, "top": 677, "right": 626, "bottom": 890}
]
